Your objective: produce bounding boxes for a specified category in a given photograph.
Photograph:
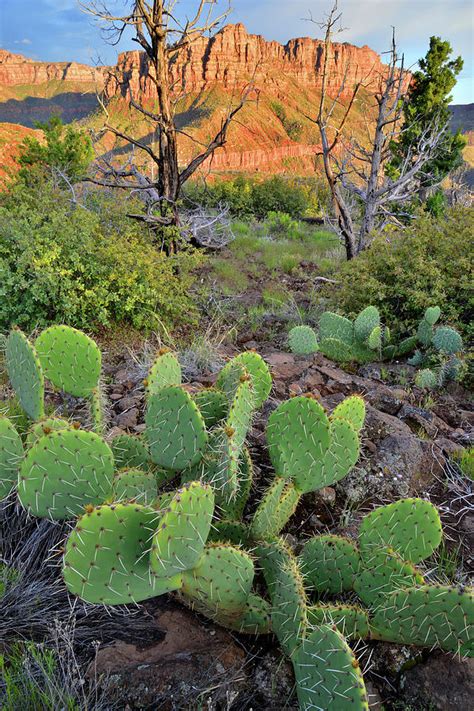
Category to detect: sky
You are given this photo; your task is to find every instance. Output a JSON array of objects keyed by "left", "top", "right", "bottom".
[{"left": 0, "top": 0, "right": 472, "bottom": 104}]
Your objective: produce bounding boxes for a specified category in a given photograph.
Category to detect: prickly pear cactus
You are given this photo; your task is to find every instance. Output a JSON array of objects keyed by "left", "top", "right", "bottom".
[
  {"left": 18, "top": 429, "right": 114, "bottom": 519},
  {"left": 353, "top": 547, "right": 424, "bottom": 606},
  {"left": 113, "top": 469, "right": 158, "bottom": 505},
  {"left": 292, "top": 625, "right": 369, "bottom": 711},
  {"left": 319, "top": 312, "right": 354, "bottom": 345},
  {"left": 226, "top": 377, "right": 256, "bottom": 450},
  {"left": 319, "top": 337, "right": 355, "bottom": 363},
  {"left": 319, "top": 417, "right": 360, "bottom": 490},
  {"left": 372, "top": 584, "right": 474, "bottom": 656},
  {"left": 146, "top": 349, "right": 182, "bottom": 396},
  {"left": 181, "top": 543, "right": 255, "bottom": 623},
  {"left": 288, "top": 325, "right": 319, "bottom": 355},
  {"left": 307, "top": 604, "right": 370, "bottom": 640},
  {"left": 35, "top": 325, "right": 101, "bottom": 398},
  {"left": 150, "top": 481, "right": 214, "bottom": 578},
  {"left": 193, "top": 388, "right": 228, "bottom": 429},
  {"left": 266, "top": 396, "right": 330, "bottom": 486},
  {"left": 111, "top": 434, "right": 150, "bottom": 471},
  {"left": 331, "top": 395, "right": 366, "bottom": 432},
  {"left": 0, "top": 417, "right": 23, "bottom": 499},
  {"left": 6, "top": 329, "right": 45, "bottom": 420},
  {"left": 424, "top": 306, "right": 441, "bottom": 326},
  {"left": 145, "top": 386, "right": 208, "bottom": 470},
  {"left": 432, "top": 326, "right": 463, "bottom": 355},
  {"left": 63, "top": 502, "right": 182, "bottom": 604},
  {"left": 415, "top": 368, "right": 438, "bottom": 389},
  {"left": 219, "top": 446, "right": 253, "bottom": 520},
  {"left": 299, "top": 535, "right": 360, "bottom": 594},
  {"left": 217, "top": 352, "right": 271, "bottom": 408},
  {"left": 225, "top": 593, "right": 272, "bottom": 634},
  {"left": 250, "top": 477, "right": 300, "bottom": 541},
  {"left": 25, "top": 417, "right": 73, "bottom": 449},
  {"left": 358, "top": 498, "right": 442, "bottom": 564},
  {"left": 354, "top": 306, "right": 380, "bottom": 343}
]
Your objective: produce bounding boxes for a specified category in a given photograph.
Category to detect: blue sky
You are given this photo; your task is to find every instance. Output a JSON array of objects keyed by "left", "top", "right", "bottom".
[{"left": 1, "top": 0, "right": 472, "bottom": 103}]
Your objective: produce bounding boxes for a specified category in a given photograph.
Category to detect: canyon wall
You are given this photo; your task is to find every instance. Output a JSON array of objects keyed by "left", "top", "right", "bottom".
[{"left": 0, "top": 49, "right": 105, "bottom": 87}]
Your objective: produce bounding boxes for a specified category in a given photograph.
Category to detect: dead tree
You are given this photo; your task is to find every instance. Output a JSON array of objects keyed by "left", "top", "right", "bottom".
[
  {"left": 310, "top": 2, "right": 453, "bottom": 259},
  {"left": 81, "top": 1, "right": 248, "bottom": 246}
]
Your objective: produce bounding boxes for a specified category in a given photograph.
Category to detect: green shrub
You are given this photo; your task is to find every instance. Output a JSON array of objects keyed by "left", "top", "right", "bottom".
[
  {"left": 0, "top": 184, "right": 202, "bottom": 333},
  {"left": 333, "top": 208, "right": 473, "bottom": 340},
  {"left": 265, "top": 211, "right": 303, "bottom": 240},
  {"left": 184, "top": 175, "right": 322, "bottom": 219}
]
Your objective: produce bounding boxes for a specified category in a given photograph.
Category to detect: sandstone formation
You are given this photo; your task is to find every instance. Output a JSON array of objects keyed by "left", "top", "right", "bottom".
[{"left": 0, "top": 49, "right": 105, "bottom": 87}]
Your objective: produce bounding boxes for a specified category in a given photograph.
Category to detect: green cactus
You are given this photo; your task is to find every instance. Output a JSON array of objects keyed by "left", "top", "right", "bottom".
[
  {"left": 18, "top": 429, "right": 114, "bottom": 519},
  {"left": 266, "top": 396, "right": 330, "bottom": 485},
  {"left": 292, "top": 625, "right": 369, "bottom": 711},
  {"left": 145, "top": 386, "right": 208, "bottom": 470},
  {"left": 354, "top": 547, "right": 425, "bottom": 607},
  {"left": 288, "top": 325, "right": 319, "bottom": 355},
  {"left": 394, "top": 335, "right": 418, "bottom": 357},
  {"left": 358, "top": 498, "right": 442, "bottom": 564},
  {"left": 319, "top": 312, "right": 354, "bottom": 345},
  {"left": 258, "top": 540, "right": 308, "bottom": 657},
  {"left": 432, "top": 326, "right": 463, "bottom": 355},
  {"left": 113, "top": 469, "right": 158, "bottom": 505},
  {"left": 319, "top": 337, "right": 356, "bottom": 363},
  {"left": 111, "top": 434, "right": 150, "bottom": 471},
  {"left": 25, "top": 417, "right": 73, "bottom": 449},
  {"left": 424, "top": 306, "right": 441, "bottom": 326},
  {"left": 250, "top": 477, "right": 300, "bottom": 541},
  {"left": 0, "top": 417, "right": 23, "bottom": 499},
  {"left": 415, "top": 368, "right": 438, "bottom": 389},
  {"left": 354, "top": 306, "right": 380, "bottom": 343},
  {"left": 367, "top": 325, "right": 382, "bottom": 351},
  {"left": 331, "top": 395, "right": 366, "bottom": 432},
  {"left": 217, "top": 352, "right": 272, "bottom": 408},
  {"left": 35, "top": 325, "right": 101, "bottom": 398},
  {"left": 150, "top": 481, "right": 214, "bottom": 578},
  {"left": 89, "top": 386, "right": 105, "bottom": 435},
  {"left": 181, "top": 543, "right": 255, "bottom": 623},
  {"left": 417, "top": 318, "right": 434, "bottom": 347},
  {"left": 6, "top": 329, "right": 45, "bottom": 421},
  {"left": 193, "top": 388, "right": 228, "bottom": 428},
  {"left": 372, "top": 584, "right": 474, "bottom": 656},
  {"left": 63, "top": 502, "right": 182, "bottom": 604},
  {"left": 318, "top": 417, "right": 360, "bottom": 490},
  {"left": 225, "top": 593, "right": 272, "bottom": 634},
  {"left": 307, "top": 604, "right": 370, "bottom": 640},
  {"left": 208, "top": 520, "right": 251, "bottom": 546},
  {"left": 226, "top": 376, "right": 256, "bottom": 450},
  {"left": 299, "top": 535, "right": 360, "bottom": 595},
  {"left": 219, "top": 446, "right": 253, "bottom": 520},
  {"left": 146, "top": 349, "right": 181, "bottom": 396}
]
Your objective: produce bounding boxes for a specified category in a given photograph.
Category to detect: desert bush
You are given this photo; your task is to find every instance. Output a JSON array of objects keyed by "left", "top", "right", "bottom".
[
  {"left": 333, "top": 207, "right": 473, "bottom": 340},
  {"left": 184, "top": 175, "right": 322, "bottom": 218},
  {"left": 0, "top": 183, "right": 202, "bottom": 332}
]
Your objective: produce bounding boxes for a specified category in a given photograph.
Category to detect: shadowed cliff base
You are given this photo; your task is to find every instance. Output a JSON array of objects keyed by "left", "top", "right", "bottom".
[{"left": 0, "top": 92, "right": 100, "bottom": 127}]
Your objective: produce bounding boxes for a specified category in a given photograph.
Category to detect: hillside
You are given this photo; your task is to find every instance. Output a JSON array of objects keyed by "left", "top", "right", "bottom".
[{"left": 0, "top": 25, "right": 384, "bottom": 175}]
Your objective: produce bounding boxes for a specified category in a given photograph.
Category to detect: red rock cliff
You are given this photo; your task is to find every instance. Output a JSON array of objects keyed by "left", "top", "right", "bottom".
[
  {"left": 0, "top": 49, "right": 105, "bottom": 87},
  {"left": 105, "top": 23, "right": 384, "bottom": 99}
]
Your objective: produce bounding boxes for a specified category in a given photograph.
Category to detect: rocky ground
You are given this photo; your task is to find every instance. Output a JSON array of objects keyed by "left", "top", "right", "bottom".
[{"left": 70, "top": 342, "right": 472, "bottom": 711}]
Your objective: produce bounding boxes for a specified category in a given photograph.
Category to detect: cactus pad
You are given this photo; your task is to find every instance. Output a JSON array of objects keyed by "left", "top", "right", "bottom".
[
  {"left": 293, "top": 625, "right": 369, "bottom": 711},
  {"left": 226, "top": 377, "right": 256, "bottom": 450},
  {"left": 417, "top": 319, "right": 434, "bottom": 347},
  {"left": 358, "top": 498, "right": 443, "bottom": 564},
  {"left": 0, "top": 417, "right": 23, "bottom": 499},
  {"left": 250, "top": 477, "right": 300, "bottom": 541},
  {"left": 372, "top": 584, "right": 474, "bottom": 656},
  {"left": 299, "top": 535, "right": 360, "bottom": 594},
  {"left": 219, "top": 446, "right": 253, "bottom": 520},
  {"left": 146, "top": 350, "right": 181, "bottom": 396},
  {"left": 219, "top": 352, "right": 271, "bottom": 408},
  {"left": 63, "top": 502, "right": 182, "bottom": 604},
  {"left": 354, "top": 306, "right": 380, "bottom": 343},
  {"left": 111, "top": 434, "right": 150, "bottom": 471},
  {"left": 208, "top": 520, "right": 251, "bottom": 547},
  {"left": 415, "top": 368, "right": 438, "bottom": 389},
  {"left": 193, "top": 388, "right": 228, "bottom": 428},
  {"left": 424, "top": 306, "right": 441, "bottom": 326},
  {"left": 18, "top": 429, "right": 114, "bottom": 519},
  {"left": 307, "top": 604, "right": 370, "bottom": 640},
  {"left": 35, "top": 325, "right": 101, "bottom": 397},
  {"left": 319, "top": 312, "right": 354, "bottom": 344},
  {"left": 288, "top": 325, "right": 319, "bottom": 355},
  {"left": 6, "top": 329, "right": 45, "bottom": 420},
  {"left": 113, "top": 469, "right": 158, "bottom": 505},
  {"left": 266, "top": 396, "right": 330, "bottom": 484},
  {"left": 354, "top": 547, "right": 424, "bottom": 607},
  {"left": 25, "top": 418, "right": 73, "bottom": 450},
  {"left": 432, "top": 326, "right": 463, "bottom": 355},
  {"left": 318, "top": 417, "right": 360, "bottom": 490},
  {"left": 181, "top": 543, "right": 255, "bottom": 620},
  {"left": 226, "top": 593, "right": 272, "bottom": 634},
  {"left": 367, "top": 325, "right": 382, "bottom": 350},
  {"left": 320, "top": 337, "right": 355, "bottom": 363},
  {"left": 150, "top": 481, "right": 214, "bottom": 578},
  {"left": 331, "top": 395, "right": 366, "bottom": 433},
  {"left": 145, "top": 386, "right": 207, "bottom": 470}
]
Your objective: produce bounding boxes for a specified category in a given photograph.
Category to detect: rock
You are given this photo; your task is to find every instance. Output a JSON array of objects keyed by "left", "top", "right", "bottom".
[
  {"left": 90, "top": 607, "right": 246, "bottom": 710},
  {"left": 115, "top": 396, "right": 141, "bottom": 413},
  {"left": 400, "top": 652, "right": 474, "bottom": 711},
  {"left": 398, "top": 403, "right": 449, "bottom": 438},
  {"left": 251, "top": 650, "right": 296, "bottom": 710},
  {"left": 105, "top": 426, "right": 127, "bottom": 442},
  {"left": 116, "top": 408, "right": 139, "bottom": 429},
  {"left": 365, "top": 681, "right": 384, "bottom": 710},
  {"left": 373, "top": 434, "right": 442, "bottom": 496}
]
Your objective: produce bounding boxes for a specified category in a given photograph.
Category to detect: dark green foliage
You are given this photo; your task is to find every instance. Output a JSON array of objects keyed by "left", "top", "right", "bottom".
[
  {"left": 0, "top": 183, "right": 202, "bottom": 332},
  {"left": 15, "top": 115, "right": 93, "bottom": 185},
  {"left": 333, "top": 208, "right": 473, "bottom": 340}
]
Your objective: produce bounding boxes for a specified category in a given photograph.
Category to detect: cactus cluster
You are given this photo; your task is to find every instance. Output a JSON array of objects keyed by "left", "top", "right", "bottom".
[
  {"left": 317, "top": 306, "right": 388, "bottom": 364},
  {"left": 410, "top": 308, "right": 464, "bottom": 390},
  {"left": 1, "top": 325, "right": 472, "bottom": 711}
]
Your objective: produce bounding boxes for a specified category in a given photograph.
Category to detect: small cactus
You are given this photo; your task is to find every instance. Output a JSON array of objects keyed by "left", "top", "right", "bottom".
[
  {"left": 0, "top": 417, "right": 23, "bottom": 500},
  {"left": 146, "top": 350, "right": 182, "bottom": 397},
  {"left": 6, "top": 329, "right": 45, "bottom": 421},
  {"left": 288, "top": 325, "right": 319, "bottom": 355}
]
